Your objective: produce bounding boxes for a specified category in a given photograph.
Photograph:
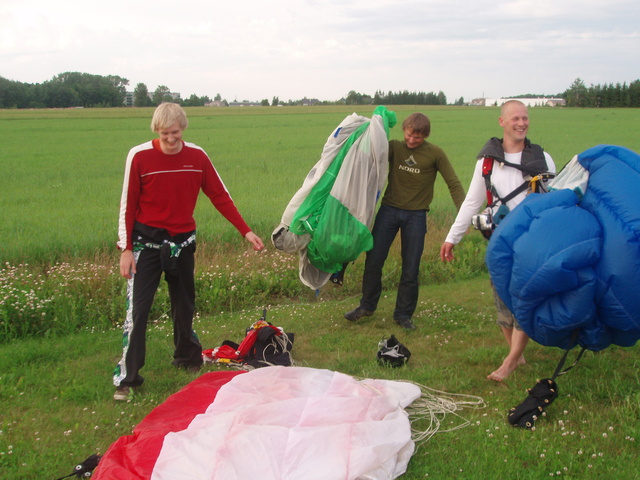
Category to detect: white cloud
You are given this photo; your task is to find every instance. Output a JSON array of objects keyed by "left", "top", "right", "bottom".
[{"left": 1, "top": 0, "right": 639, "bottom": 101}]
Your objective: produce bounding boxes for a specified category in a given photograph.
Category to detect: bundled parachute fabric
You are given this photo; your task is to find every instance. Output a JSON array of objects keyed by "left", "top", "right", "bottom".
[
  {"left": 93, "top": 367, "right": 484, "bottom": 480},
  {"left": 202, "top": 310, "right": 293, "bottom": 369},
  {"left": 272, "top": 106, "right": 397, "bottom": 290},
  {"left": 507, "top": 378, "right": 559, "bottom": 429},
  {"left": 507, "top": 343, "right": 587, "bottom": 429},
  {"left": 486, "top": 145, "right": 640, "bottom": 351}
]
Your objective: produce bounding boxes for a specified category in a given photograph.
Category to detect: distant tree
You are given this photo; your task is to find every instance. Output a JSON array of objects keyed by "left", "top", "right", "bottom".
[
  {"left": 44, "top": 82, "right": 82, "bottom": 108},
  {"left": 261, "top": 98, "right": 270, "bottom": 106},
  {"left": 454, "top": 96, "right": 465, "bottom": 105},
  {"left": 0, "top": 76, "right": 30, "bottom": 108},
  {"left": 272, "top": 96, "right": 279, "bottom": 106},
  {"left": 214, "top": 93, "right": 222, "bottom": 101},
  {"left": 133, "top": 83, "right": 153, "bottom": 107},
  {"left": 40, "top": 72, "right": 128, "bottom": 107},
  {"left": 183, "top": 94, "right": 198, "bottom": 106},
  {"left": 564, "top": 78, "right": 588, "bottom": 107},
  {"left": 628, "top": 80, "right": 640, "bottom": 107},
  {"left": 346, "top": 90, "right": 364, "bottom": 105},
  {"left": 152, "top": 85, "right": 174, "bottom": 105},
  {"left": 183, "top": 94, "right": 206, "bottom": 107},
  {"left": 371, "top": 89, "right": 446, "bottom": 106},
  {"left": 561, "top": 78, "right": 640, "bottom": 107}
]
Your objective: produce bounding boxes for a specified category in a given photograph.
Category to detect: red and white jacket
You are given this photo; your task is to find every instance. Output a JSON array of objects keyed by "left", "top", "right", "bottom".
[{"left": 117, "top": 139, "right": 250, "bottom": 251}]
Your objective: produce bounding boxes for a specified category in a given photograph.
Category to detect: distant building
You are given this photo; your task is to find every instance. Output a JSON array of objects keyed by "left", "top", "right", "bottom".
[
  {"left": 473, "top": 97, "right": 566, "bottom": 107},
  {"left": 301, "top": 97, "right": 320, "bottom": 106},
  {"left": 205, "top": 100, "right": 226, "bottom": 107},
  {"left": 124, "top": 92, "right": 134, "bottom": 107}
]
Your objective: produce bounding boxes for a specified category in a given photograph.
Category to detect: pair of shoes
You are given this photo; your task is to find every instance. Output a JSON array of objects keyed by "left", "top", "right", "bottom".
[
  {"left": 395, "top": 318, "right": 416, "bottom": 330},
  {"left": 113, "top": 386, "right": 131, "bottom": 401},
  {"left": 344, "top": 306, "right": 374, "bottom": 322}
]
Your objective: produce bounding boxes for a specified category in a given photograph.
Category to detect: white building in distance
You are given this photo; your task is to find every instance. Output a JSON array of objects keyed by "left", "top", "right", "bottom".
[{"left": 471, "top": 97, "right": 566, "bottom": 107}]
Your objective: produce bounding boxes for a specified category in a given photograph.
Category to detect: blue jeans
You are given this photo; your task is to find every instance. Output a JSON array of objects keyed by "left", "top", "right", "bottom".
[{"left": 360, "top": 205, "right": 427, "bottom": 320}]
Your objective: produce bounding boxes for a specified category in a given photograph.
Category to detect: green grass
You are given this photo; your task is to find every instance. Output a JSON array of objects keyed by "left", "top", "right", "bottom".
[
  {"left": 2, "top": 106, "right": 639, "bottom": 263},
  {"left": 1, "top": 275, "right": 638, "bottom": 479},
  {"left": 1, "top": 106, "right": 639, "bottom": 478}
]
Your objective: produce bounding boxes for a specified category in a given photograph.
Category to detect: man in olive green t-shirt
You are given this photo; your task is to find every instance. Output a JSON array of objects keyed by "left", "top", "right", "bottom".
[{"left": 344, "top": 113, "right": 465, "bottom": 330}]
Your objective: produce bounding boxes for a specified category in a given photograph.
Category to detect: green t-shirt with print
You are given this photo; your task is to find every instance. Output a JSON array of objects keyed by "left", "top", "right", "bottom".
[{"left": 382, "top": 139, "right": 465, "bottom": 211}]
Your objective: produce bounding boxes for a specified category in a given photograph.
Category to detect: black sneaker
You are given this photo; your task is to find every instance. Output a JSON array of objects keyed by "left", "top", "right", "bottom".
[
  {"left": 395, "top": 317, "right": 416, "bottom": 330},
  {"left": 344, "top": 306, "right": 374, "bottom": 322}
]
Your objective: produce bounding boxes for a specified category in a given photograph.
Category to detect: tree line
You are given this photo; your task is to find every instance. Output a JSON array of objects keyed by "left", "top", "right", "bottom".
[
  {"left": 1, "top": 72, "right": 640, "bottom": 109},
  {"left": 564, "top": 78, "right": 640, "bottom": 108},
  {"left": 342, "top": 89, "right": 448, "bottom": 106},
  {"left": 0, "top": 72, "right": 128, "bottom": 109},
  {"left": 0, "top": 72, "right": 213, "bottom": 109}
]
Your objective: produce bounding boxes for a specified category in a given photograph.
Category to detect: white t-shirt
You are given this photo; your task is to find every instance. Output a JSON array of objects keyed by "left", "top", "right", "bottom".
[{"left": 445, "top": 151, "right": 555, "bottom": 245}]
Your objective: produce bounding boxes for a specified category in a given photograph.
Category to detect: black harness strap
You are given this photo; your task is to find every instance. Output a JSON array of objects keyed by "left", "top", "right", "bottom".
[
  {"left": 479, "top": 137, "right": 549, "bottom": 209},
  {"left": 551, "top": 345, "right": 588, "bottom": 381}
]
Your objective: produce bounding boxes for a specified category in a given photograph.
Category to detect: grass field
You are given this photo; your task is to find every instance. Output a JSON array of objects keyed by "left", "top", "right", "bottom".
[
  {"left": 2, "top": 105, "right": 640, "bottom": 263},
  {"left": 1, "top": 106, "right": 639, "bottom": 479},
  {"left": 1, "top": 276, "right": 638, "bottom": 479}
]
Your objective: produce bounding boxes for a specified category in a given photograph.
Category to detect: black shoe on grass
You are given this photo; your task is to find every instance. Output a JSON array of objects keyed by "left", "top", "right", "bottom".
[
  {"left": 395, "top": 317, "right": 416, "bottom": 330},
  {"left": 113, "top": 386, "right": 131, "bottom": 401},
  {"left": 344, "top": 306, "right": 374, "bottom": 322}
]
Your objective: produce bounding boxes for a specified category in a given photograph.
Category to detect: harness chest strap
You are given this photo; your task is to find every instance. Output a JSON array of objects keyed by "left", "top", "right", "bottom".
[{"left": 479, "top": 137, "right": 548, "bottom": 208}]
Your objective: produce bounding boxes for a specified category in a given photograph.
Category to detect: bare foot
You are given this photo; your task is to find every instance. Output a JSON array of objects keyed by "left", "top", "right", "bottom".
[{"left": 487, "top": 356, "right": 525, "bottom": 382}]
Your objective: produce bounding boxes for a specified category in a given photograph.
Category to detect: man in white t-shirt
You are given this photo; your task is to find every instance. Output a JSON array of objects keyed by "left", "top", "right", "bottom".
[{"left": 440, "top": 100, "right": 556, "bottom": 382}]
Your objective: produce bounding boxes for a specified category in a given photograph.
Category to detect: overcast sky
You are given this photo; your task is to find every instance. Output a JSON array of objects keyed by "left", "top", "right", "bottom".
[{"left": 2, "top": 0, "right": 639, "bottom": 102}]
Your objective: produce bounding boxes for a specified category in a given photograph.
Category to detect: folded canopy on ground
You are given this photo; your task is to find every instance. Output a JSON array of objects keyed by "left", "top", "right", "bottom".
[
  {"left": 93, "top": 367, "right": 421, "bottom": 480},
  {"left": 487, "top": 145, "right": 640, "bottom": 351}
]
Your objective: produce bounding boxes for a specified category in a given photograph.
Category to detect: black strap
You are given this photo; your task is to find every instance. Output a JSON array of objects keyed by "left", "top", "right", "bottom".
[
  {"left": 483, "top": 156, "right": 534, "bottom": 208},
  {"left": 551, "top": 332, "right": 587, "bottom": 380},
  {"left": 492, "top": 179, "right": 530, "bottom": 206},
  {"left": 53, "top": 454, "right": 102, "bottom": 480}
]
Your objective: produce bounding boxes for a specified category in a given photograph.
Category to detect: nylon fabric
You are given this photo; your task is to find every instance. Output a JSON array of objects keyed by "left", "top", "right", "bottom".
[
  {"left": 93, "top": 371, "right": 245, "bottom": 480},
  {"left": 307, "top": 195, "right": 373, "bottom": 273},
  {"left": 486, "top": 145, "right": 640, "bottom": 351},
  {"left": 272, "top": 106, "right": 396, "bottom": 289},
  {"left": 151, "top": 366, "right": 419, "bottom": 480}
]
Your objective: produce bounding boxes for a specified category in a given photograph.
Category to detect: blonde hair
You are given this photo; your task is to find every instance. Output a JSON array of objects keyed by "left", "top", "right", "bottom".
[
  {"left": 150, "top": 102, "right": 188, "bottom": 132},
  {"left": 402, "top": 113, "right": 431, "bottom": 138}
]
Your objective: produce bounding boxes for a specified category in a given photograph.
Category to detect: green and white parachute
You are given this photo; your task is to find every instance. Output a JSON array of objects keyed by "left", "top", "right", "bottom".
[{"left": 271, "top": 106, "right": 397, "bottom": 290}]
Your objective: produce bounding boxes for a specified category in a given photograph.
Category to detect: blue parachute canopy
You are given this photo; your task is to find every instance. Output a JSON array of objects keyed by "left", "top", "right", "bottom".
[{"left": 486, "top": 145, "right": 640, "bottom": 351}]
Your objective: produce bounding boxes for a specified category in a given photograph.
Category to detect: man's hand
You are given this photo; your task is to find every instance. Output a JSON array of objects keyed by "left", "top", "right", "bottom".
[
  {"left": 120, "top": 249, "right": 137, "bottom": 279},
  {"left": 244, "top": 231, "right": 265, "bottom": 251},
  {"left": 440, "top": 242, "right": 455, "bottom": 262}
]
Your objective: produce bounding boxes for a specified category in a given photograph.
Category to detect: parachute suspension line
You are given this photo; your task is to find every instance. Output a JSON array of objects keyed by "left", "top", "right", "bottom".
[{"left": 406, "top": 382, "right": 485, "bottom": 447}]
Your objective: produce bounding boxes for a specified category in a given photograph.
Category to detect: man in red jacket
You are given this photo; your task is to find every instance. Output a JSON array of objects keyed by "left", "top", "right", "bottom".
[{"left": 113, "top": 103, "right": 264, "bottom": 401}]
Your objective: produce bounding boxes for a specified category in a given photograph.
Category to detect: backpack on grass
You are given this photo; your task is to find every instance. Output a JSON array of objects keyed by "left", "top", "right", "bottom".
[{"left": 203, "top": 309, "right": 294, "bottom": 369}]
